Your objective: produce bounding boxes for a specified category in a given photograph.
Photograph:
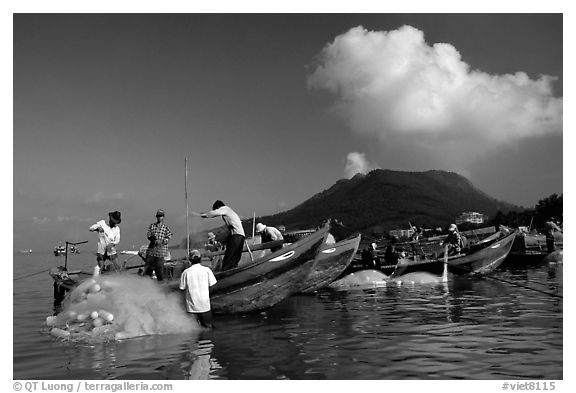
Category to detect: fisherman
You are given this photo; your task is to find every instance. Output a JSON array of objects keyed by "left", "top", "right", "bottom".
[
  {"left": 409, "top": 225, "right": 425, "bottom": 259},
  {"left": 179, "top": 249, "right": 217, "bottom": 329},
  {"left": 204, "top": 232, "right": 224, "bottom": 271},
  {"left": 410, "top": 226, "right": 424, "bottom": 242},
  {"left": 199, "top": 200, "right": 246, "bottom": 271},
  {"left": 543, "top": 217, "right": 562, "bottom": 253},
  {"left": 361, "top": 242, "right": 379, "bottom": 269},
  {"left": 442, "top": 223, "right": 462, "bottom": 256},
  {"left": 144, "top": 209, "right": 173, "bottom": 281},
  {"left": 204, "top": 232, "right": 222, "bottom": 252},
  {"left": 384, "top": 236, "right": 399, "bottom": 266},
  {"left": 89, "top": 211, "right": 122, "bottom": 274},
  {"left": 255, "top": 223, "right": 284, "bottom": 252}
]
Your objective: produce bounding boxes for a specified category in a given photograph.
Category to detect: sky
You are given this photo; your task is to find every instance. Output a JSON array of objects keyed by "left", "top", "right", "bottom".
[{"left": 12, "top": 13, "right": 563, "bottom": 252}]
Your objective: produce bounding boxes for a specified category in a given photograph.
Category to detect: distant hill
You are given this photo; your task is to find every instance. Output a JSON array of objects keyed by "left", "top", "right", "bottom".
[{"left": 181, "top": 169, "right": 520, "bottom": 247}]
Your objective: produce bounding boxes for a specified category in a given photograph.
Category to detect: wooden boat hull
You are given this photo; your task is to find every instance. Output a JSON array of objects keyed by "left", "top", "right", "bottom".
[
  {"left": 49, "top": 266, "right": 93, "bottom": 299},
  {"left": 208, "top": 225, "right": 330, "bottom": 313},
  {"left": 393, "top": 231, "right": 516, "bottom": 277},
  {"left": 506, "top": 231, "right": 563, "bottom": 262},
  {"left": 448, "top": 231, "right": 516, "bottom": 275},
  {"left": 298, "top": 234, "right": 362, "bottom": 294}
]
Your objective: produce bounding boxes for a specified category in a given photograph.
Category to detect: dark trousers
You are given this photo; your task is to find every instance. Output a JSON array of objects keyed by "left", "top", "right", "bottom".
[
  {"left": 546, "top": 237, "right": 556, "bottom": 253},
  {"left": 193, "top": 311, "right": 214, "bottom": 329},
  {"left": 97, "top": 253, "right": 120, "bottom": 272},
  {"left": 222, "top": 234, "right": 245, "bottom": 271},
  {"left": 145, "top": 255, "right": 165, "bottom": 281}
]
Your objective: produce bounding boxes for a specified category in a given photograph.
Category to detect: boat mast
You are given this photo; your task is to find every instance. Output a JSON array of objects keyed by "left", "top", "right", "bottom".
[
  {"left": 252, "top": 211, "right": 256, "bottom": 238},
  {"left": 185, "top": 158, "right": 190, "bottom": 257}
]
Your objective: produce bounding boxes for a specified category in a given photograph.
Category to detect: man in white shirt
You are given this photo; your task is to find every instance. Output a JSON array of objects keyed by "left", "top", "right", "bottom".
[
  {"left": 89, "top": 211, "right": 121, "bottom": 273},
  {"left": 180, "top": 249, "right": 217, "bottom": 328},
  {"left": 200, "top": 200, "right": 246, "bottom": 271}
]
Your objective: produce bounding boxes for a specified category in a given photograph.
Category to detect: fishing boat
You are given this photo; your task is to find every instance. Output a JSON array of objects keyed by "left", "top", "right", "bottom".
[
  {"left": 167, "top": 224, "right": 331, "bottom": 313},
  {"left": 54, "top": 243, "right": 80, "bottom": 256},
  {"left": 506, "top": 230, "right": 563, "bottom": 261},
  {"left": 297, "top": 234, "right": 362, "bottom": 294},
  {"left": 390, "top": 230, "right": 516, "bottom": 278},
  {"left": 53, "top": 244, "right": 66, "bottom": 256}
]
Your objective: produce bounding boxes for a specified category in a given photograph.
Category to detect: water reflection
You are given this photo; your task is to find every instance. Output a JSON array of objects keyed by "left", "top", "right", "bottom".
[{"left": 13, "top": 253, "right": 563, "bottom": 380}]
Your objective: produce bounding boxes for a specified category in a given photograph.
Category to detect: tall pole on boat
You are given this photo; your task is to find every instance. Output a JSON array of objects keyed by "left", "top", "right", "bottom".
[
  {"left": 252, "top": 211, "right": 256, "bottom": 238},
  {"left": 185, "top": 158, "right": 190, "bottom": 257}
]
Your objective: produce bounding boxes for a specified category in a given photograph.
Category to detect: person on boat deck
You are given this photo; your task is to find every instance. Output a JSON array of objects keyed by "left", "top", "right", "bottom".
[
  {"left": 255, "top": 223, "right": 284, "bottom": 252},
  {"left": 384, "top": 237, "right": 399, "bottom": 266},
  {"left": 544, "top": 217, "right": 562, "bottom": 253},
  {"left": 89, "top": 211, "right": 121, "bottom": 273},
  {"left": 410, "top": 226, "right": 424, "bottom": 242},
  {"left": 361, "top": 242, "right": 379, "bottom": 269},
  {"left": 409, "top": 225, "right": 425, "bottom": 258},
  {"left": 442, "top": 223, "right": 462, "bottom": 256},
  {"left": 204, "top": 231, "right": 224, "bottom": 271},
  {"left": 180, "top": 249, "right": 217, "bottom": 329},
  {"left": 204, "top": 232, "right": 223, "bottom": 252},
  {"left": 200, "top": 200, "right": 245, "bottom": 271},
  {"left": 145, "top": 209, "right": 173, "bottom": 281}
]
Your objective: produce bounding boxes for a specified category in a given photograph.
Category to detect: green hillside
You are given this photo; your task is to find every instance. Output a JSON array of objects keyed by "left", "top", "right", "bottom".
[{"left": 181, "top": 169, "right": 519, "bottom": 247}]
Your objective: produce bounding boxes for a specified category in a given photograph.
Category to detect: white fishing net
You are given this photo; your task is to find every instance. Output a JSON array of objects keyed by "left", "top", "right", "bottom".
[{"left": 46, "top": 274, "right": 199, "bottom": 342}]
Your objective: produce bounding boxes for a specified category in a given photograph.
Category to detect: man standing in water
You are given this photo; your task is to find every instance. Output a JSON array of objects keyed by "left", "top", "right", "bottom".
[
  {"left": 89, "top": 211, "right": 121, "bottom": 274},
  {"left": 199, "top": 200, "right": 245, "bottom": 271},
  {"left": 544, "top": 217, "right": 562, "bottom": 253},
  {"left": 145, "top": 209, "right": 173, "bottom": 281},
  {"left": 180, "top": 249, "right": 217, "bottom": 328}
]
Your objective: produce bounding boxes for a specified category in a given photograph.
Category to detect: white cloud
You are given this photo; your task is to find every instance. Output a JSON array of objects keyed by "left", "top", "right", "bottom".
[
  {"left": 308, "top": 25, "right": 562, "bottom": 167},
  {"left": 84, "top": 192, "right": 125, "bottom": 205},
  {"left": 344, "top": 152, "right": 379, "bottom": 178},
  {"left": 32, "top": 216, "right": 50, "bottom": 224}
]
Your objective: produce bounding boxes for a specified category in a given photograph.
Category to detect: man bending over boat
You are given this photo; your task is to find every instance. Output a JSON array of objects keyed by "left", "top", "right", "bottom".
[
  {"left": 199, "top": 200, "right": 245, "bottom": 271},
  {"left": 255, "top": 223, "right": 284, "bottom": 252},
  {"left": 180, "top": 249, "right": 217, "bottom": 329},
  {"left": 144, "top": 209, "right": 173, "bottom": 281},
  {"left": 442, "top": 223, "right": 462, "bottom": 257},
  {"left": 89, "top": 211, "right": 121, "bottom": 274}
]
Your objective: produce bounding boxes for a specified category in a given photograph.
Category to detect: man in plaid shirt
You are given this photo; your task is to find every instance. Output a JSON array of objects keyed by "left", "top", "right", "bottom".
[{"left": 145, "top": 209, "right": 173, "bottom": 281}]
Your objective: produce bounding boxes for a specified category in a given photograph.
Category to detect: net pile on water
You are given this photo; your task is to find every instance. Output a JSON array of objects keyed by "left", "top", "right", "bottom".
[{"left": 46, "top": 274, "right": 198, "bottom": 342}]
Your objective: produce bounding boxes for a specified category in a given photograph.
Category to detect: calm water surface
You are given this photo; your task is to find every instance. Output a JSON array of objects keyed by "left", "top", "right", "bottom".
[{"left": 13, "top": 252, "right": 562, "bottom": 379}]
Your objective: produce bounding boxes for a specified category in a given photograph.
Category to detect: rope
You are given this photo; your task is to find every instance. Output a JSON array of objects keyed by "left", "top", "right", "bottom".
[
  {"left": 14, "top": 268, "right": 51, "bottom": 281},
  {"left": 449, "top": 263, "right": 563, "bottom": 299}
]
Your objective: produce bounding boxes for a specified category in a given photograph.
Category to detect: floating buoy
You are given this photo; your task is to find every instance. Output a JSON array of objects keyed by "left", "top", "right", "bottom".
[
  {"left": 89, "top": 284, "right": 101, "bottom": 293},
  {"left": 76, "top": 313, "right": 88, "bottom": 322},
  {"left": 50, "top": 327, "right": 70, "bottom": 339},
  {"left": 98, "top": 310, "right": 114, "bottom": 322},
  {"left": 46, "top": 316, "right": 58, "bottom": 326},
  {"left": 92, "top": 317, "right": 104, "bottom": 328},
  {"left": 67, "top": 310, "right": 77, "bottom": 320},
  {"left": 90, "top": 311, "right": 99, "bottom": 319}
]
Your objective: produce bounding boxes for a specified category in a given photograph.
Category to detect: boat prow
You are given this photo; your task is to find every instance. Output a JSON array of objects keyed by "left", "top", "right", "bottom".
[
  {"left": 298, "top": 233, "right": 362, "bottom": 293},
  {"left": 208, "top": 224, "right": 331, "bottom": 313}
]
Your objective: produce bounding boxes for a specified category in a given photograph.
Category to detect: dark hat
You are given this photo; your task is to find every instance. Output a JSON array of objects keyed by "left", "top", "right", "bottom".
[
  {"left": 109, "top": 211, "right": 121, "bottom": 224},
  {"left": 156, "top": 209, "right": 165, "bottom": 217},
  {"left": 189, "top": 249, "right": 202, "bottom": 264},
  {"left": 212, "top": 200, "right": 225, "bottom": 210}
]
